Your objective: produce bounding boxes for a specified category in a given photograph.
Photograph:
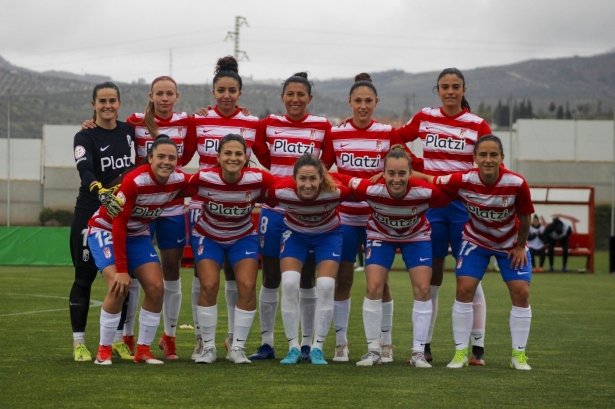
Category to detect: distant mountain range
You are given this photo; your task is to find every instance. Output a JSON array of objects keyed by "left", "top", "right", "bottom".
[{"left": 0, "top": 52, "right": 613, "bottom": 138}]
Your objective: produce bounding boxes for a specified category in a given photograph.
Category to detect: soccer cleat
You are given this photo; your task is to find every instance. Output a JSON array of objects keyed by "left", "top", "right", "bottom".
[
  {"left": 123, "top": 335, "right": 135, "bottom": 354},
  {"left": 423, "top": 343, "right": 433, "bottom": 362},
  {"left": 134, "top": 345, "right": 164, "bottom": 364},
  {"left": 195, "top": 346, "right": 217, "bottom": 364},
  {"left": 280, "top": 347, "right": 302, "bottom": 365},
  {"left": 94, "top": 345, "right": 113, "bottom": 366},
  {"left": 470, "top": 346, "right": 485, "bottom": 366},
  {"left": 380, "top": 344, "right": 394, "bottom": 363},
  {"left": 356, "top": 350, "right": 382, "bottom": 367},
  {"left": 249, "top": 343, "right": 276, "bottom": 360},
  {"left": 73, "top": 343, "right": 92, "bottom": 362},
  {"left": 447, "top": 348, "right": 469, "bottom": 369},
  {"left": 309, "top": 348, "right": 328, "bottom": 365},
  {"left": 536, "top": 267, "right": 544, "bottom": 272},
  {"left": 510, "top": 350, "right": 531, "bottom": 370},
  {"left": 158, "top": 332, "right": 178, "bottom": 360},
  {"left": 562, "top": 266, "right": 567, "bottom": 272},
  {"left": 223, "top": 335, "right": 232, "bottom": 360},
  {"left": 301, "top": 345, "right": 311, "bottom": 362},
  {"left": 409, "top": 351, "right": 432, "bottom": 368},
  {"left": 332, "top": 344, "right": 349, "bottom": 362},
  {"left": 549, "top": 266, "right": 554, "bottom": 272},
  {"left": 112, "top": 341, "right": 134, "bottom": 360},
  {"left": 228, "top": 347, "right": 251, "bottom": 364},
  {"left": 191, "top": 338, "right": 204, "bottom": 360}
]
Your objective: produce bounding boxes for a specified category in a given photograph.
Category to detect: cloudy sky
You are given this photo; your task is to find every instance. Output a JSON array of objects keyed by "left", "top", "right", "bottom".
[{"left": 1, "top": 0, "right": 613, "bottom": 85}]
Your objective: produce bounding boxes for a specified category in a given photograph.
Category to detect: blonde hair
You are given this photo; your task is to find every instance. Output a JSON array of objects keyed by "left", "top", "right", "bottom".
[{"left": 140, "top": 76, "right": 178, "bottom": 138}]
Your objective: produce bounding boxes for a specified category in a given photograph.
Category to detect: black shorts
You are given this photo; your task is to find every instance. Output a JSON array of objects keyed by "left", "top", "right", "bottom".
[{"left": 70, "top": 207, "right": 98, "bottom": 270}]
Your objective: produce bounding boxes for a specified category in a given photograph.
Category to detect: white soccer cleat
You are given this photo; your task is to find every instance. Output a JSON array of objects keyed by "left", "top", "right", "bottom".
[
  {"left": 191, "top": 338, "right": 204, "bottom": 360},
  {"left": 510, "top": 350, "right": 531, "bottom": 370},
  {"left": 380, "top": 344, "right": 394, "bottom": 363},
  {"left": 356, "top": 350, "right": 382, "bottom": 367},
  {"left": 409, "top": 351, "right": 432, "bottom": 368},
  {"left": 228, "top": 347, "right": 252, "bottom": 364},
  {"left": 332, "top": 344, "right": 349, "bottom": 362},
  {"left": 195, "top": 346, "right": 217, "bottom": 364},
  {"left": 447, "top": 348, "right": 469, "bottom": 369}
]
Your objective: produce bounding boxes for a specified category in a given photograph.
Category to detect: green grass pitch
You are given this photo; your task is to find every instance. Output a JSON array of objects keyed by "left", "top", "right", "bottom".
[{"left": 0, "top": 253, "right": 614, "bottom": 408}]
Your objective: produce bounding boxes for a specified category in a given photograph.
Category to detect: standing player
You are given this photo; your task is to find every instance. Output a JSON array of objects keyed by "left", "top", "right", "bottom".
[
  {"left": 397, "top": 68, "right": 492, "bottom": 365},
  {"left": 327, "top": 73, "right": 414, "bottom": 363},
  {"left": 266, "top": 154, "right": 349, "bottom": 365},
  {"left": 336, "top": 146, "right": 453, "bottom": 367},
  {"left": 188, "top": 56, "right": 262, "bottom": 359},
  {"left": 69, "top": 82, "right": 134, "bottom": 362},
  {"left": 88, "top": 136, "right": 189, "bottom": 365},
  {"left": 124, "top": 76, "right": 196, "bottom": 359},
  {"left": 528, "top": 215, "right": 546, "bottom": 272},
  {"left": 249, "top": 72, "right": 335, "bottom": 361},
  {"left": 420, "top": 135, "right": 534, "bottom": 370},
  {"left": 187, "top": 134, "right": 277, "bottom": 364}
]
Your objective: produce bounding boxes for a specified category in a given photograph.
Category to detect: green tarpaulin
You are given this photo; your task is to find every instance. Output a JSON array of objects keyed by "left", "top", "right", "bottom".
[{"left": 0, "top": 227, "right": 72, "bottom": 266}]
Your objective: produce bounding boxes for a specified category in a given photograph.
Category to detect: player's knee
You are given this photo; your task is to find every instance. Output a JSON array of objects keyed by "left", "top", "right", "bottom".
[{"left": 74, "top": 267, "right": 97, "bottom": 287}]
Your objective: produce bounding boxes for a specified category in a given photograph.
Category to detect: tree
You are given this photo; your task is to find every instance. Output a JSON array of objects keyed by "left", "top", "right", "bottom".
[
  {"left": 548, "top": 101, "right": 556, "bottom": 114},
  {"left": 556, "top": 105, "right": 564, "bottom": 119}
]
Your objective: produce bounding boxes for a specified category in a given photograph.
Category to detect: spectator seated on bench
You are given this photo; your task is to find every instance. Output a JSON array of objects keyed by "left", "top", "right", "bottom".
[{"left": 543, "top": 217, "right": 572, "bottom": 272}]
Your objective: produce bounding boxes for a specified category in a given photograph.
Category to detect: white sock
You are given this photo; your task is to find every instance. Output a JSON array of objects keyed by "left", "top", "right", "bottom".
[
  {"left": 412, "top": 300, "right": 432, "bottom": 352},
  {"left": 426, "top": 285, "right": 440, "bottom": 344},
  {"left": 299, "top": 287, "right": 317, "bottom": 347},
  {"left": 452, "top": 300, "right": 473, "bottom": 350},
  {"left": 191, "top": 276, "right": 201, "bottom": 340},
  {"left": 197, "top": 304, "right": 218, "bottom": 348},
  {"left": 334, "top": 298, "right": 351, "bottom": 345},
  {"left": 123, "top": 279, "right": 140, "bottom": 337},
  {"left": 510, "top": 305, "right": 532, "bottom": 352},
  {"left": 232, "top": 307, "right": 256, "bottom": 350},
  {"left": 225, "top": 280, "right": 238, "bottom": 337},
  {"left": 73, "top": 332, "right": 86, "bottom": 346},
  {"left": 100, "top": 309, "right": 121, "bottom": 346},
  {"left": 162, "top": 279, "right": 181, "bottom": 337},
  {"left": 281, "top": 271, "right": 301, "bottom": 350},
  {"left": 311, "top": 277, "right": 335, "bottom": 351},
  {"left": 471, "top": 282, "right": 486, "bottom": 348},
  {"left": 259, "top": 286, "right": 279, "bottom": 346},
  {"left": 113, "top": 330, "right": 123, "bottom": 343},
  {"left": 363, "top": 297, "right": 383, "bottom": 352},
  {"left": 137, "top": 308, "right": 161, "bottom": 347},
  {"left": 381, "top": 300, "right": 394, "bottom": 345}
]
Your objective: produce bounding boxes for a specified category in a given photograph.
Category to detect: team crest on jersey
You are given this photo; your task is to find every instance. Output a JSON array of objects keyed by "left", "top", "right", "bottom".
[
  {"left": 74, "top": 145, "right": 86, "bottom": 160},
  {"left": 310, "top": 129, "right": 316, "bottom": 140},
  {"left": 82, "top": 249, "right": 90, "bottom": 262},
  {"left": 127, "top": 134, "right": 132, "bottom": 147},
  {"left": 240, "top": 128, "right": 246, "bottom": 137},
  {"left": 178, "top": 127, "right": 183, "bottom": 137},
  {"left": 460, "top": 128, "right": 467, "bottom": 140},
  {"left": 350, "top": 178, "right": 361, "bottom": 190},
  {"left": 245, "top": 192, "right": 251, "bottom": 202},
  {"left": 438, "top": 174, "right": 452, "bottom": 185},
  {"left": 457, "top": 257, "right": 463, "bottom": 269},
  {"left": 260, "top": 235, "right": 265, "bottom": 249},
  {"left": 376, "top": 140, "right": 382, "bottom": 152},
  {"left": 116, "top": 192, "right": 126, "bottom": 205},
  {"left": 104, "top": 247, "right": 112, "bottom": 259},
  {"left": 411, "top": 206, "right": 417, "bottom": 215},
  {"left": 324, "top": 204, "right": 330, "bottom": 212},
  {"left": 502, "top": 196, "right": 508, "bottom": 207},
  {"left": 198, "top": 245, "right": 204, "bottom": 256},
  {"left": 366, "top": 247, "right": 371, "bottom": 259}
]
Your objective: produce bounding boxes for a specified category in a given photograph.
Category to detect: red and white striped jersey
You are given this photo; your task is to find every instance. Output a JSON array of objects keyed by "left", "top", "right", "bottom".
[
  {"left": 398, "top": 107, "right": 492, "bottom": 176},
  {"left": 126, "top": 111, "right": 196, "bottom": 217},
  {"left": 188, "top": 167, "right": 276, "bottom": 243},
  {"left": 266, "top": 177, "right": 351, "bottom": 234},
  {"left": 189, "top": 107, "right": 260, "bottom": 211},
  {"left": 326, "top": 120, "right": 409, "bottom": 226},
  {"left": 88, "top": 164, "right": 189, "bottom": 273},
  {"left": 345, "top": 176, "right": 452, "bottom": 242},
  {"left": 434, "top": 168, "right": 534, "bottom": 251}
]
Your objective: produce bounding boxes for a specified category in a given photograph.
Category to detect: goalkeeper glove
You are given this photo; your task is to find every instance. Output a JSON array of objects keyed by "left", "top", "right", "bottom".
[{"left": 90, "top": 182, "right": 123, "bottom": 218}]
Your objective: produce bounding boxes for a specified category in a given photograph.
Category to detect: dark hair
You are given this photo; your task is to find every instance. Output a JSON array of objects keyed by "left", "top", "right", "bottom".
[
  {"left": 384, "top": 144, "right": 411, "bottom": 170},
  {"left": 293, "top": 153, "right": 336, "bottom": 193},
  {"left": 349, "top": 73, "right": 377, "bottom": 97},
  {"left": 91, "top": 82, "right": 121, "bottom": 121},
  {"left": 148, "top": 134, "right": 177, "bottom": 155},
  {"left": 218, "top": 133, "right": 247, "bottom": 154},
  {"left": 474, "top": 134, "right": 504, "bottom": 154},
  {"left": 141, "top": 76, "right": 179, "bottom": 138},
  {"left": 213, "top": 56, "right": 242, "bottom": 90},
  {"left": 282, "top": 72, "right": 312, "bottom": 95},
  {"left": 433, "top": 68, "right": 471, "bottom": 112}
]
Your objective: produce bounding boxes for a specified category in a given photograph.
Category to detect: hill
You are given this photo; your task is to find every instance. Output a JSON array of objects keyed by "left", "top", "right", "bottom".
[{"left": 0, "top": 52, "right": 613, "bottom": 138}]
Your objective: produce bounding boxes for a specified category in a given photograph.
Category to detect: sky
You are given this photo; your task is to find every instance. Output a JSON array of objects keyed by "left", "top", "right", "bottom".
[{"left": 1, "top": 0, "right": 614, "bottom": 85}]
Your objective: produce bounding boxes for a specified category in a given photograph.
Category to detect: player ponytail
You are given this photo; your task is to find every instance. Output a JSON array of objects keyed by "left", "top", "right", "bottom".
[
  {"left": 213, "top": 56, "right": 243, "bottom": 90},
  {"left": 349, "top": 72, "right": 377, "bottom": 97},
  {"left": 474, "top": 134, "right": 504, "bottom": 154},
  {"left": 293, "top": 153, "right": 336, "bottom": 193},
  {"left": 282, "top": 72, "right": 313, "bottom": 95},
  {"left": 141, "top": 76, "right": 179, "bottom": 138},
  {"left": 434, "top": 68, "right": 471, "bottom": 112},
  {"left": 91, "top": 82, "right": 121, "bottom": 121},
  {"left": 384, "top": 144, "right": 412, "bottom": 170}
]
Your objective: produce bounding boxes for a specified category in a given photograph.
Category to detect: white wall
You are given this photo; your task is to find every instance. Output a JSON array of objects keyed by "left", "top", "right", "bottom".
[{"left": 0, "top": 139, "right": 42, "bottom": 180}]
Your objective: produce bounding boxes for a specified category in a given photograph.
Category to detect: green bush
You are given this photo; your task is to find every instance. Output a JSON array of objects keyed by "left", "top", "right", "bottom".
[
  {"left": 39, "top": 208, "right": 73, "bottom": 227},
  {"left": 594, "top": 204, "right": 611, "bottom": 251}
]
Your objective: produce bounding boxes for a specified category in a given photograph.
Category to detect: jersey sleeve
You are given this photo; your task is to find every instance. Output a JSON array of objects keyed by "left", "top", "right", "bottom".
[
  {"left": 320, "top": 127, "right": 335, "bottom": 170},
  {"left": 396, "top": 113, "right": 421, "bottom": 143},
  {"left": 433, "top": 172, "right": 463, "bottom": 198},
  {"left": 477, "top": 120, "right": 493, "bottom": 137},
  {"left": 178, "top": 171, "right": 200, "bottom": 198},
  {"left": 181, "top": 116, "right": 198, "bottom": 166},
  {"left": 74, "top": 131, "right": 97, "bottom": 189},
  {"left": 515, "top": 178, "right": 535, "bottom": 215},
  {"left": 112, "top": 178, "right": 138, "bottom": 274},
  {"left": 251, "top": 120, "right": 271, "bottom": 169},
  {"left": 427, "top": 183, "right": 455, "bottom": 208}
]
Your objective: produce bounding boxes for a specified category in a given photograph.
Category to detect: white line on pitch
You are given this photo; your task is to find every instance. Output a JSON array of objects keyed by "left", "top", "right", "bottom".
[{"left": 0, "top": 294, "right": 103, "bottom": 317}]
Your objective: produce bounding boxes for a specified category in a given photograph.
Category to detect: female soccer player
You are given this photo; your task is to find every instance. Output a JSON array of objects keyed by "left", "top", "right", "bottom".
[
  {"left": 188, "top": 56, "right": 262, "bottom": 360},
  {"left": 336, "top": 146, "right": 453, "bottom": 367},
  {"left": 421, "top": 135, "right": 534, "bottom": 370},
  {"left": 187, "top": 134, "right": 276, "bottom": 364},
  {"left": 265, "top": 154, "right": 348, "bottom": 365},
  {"left": 69, "top": 82, "right": 134, "bottom": 362},
  {"left": 326, "top": 73, "right": 413, "bottom": 363},
  {"left": 249, "top": 72, "right": 335, "bottom": 361},
  {"left": 397, "top": 68, "right": 492, "bottom": 365},
  {"left": 88, "top": 136, "right": 189, "bottom": 365}
]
